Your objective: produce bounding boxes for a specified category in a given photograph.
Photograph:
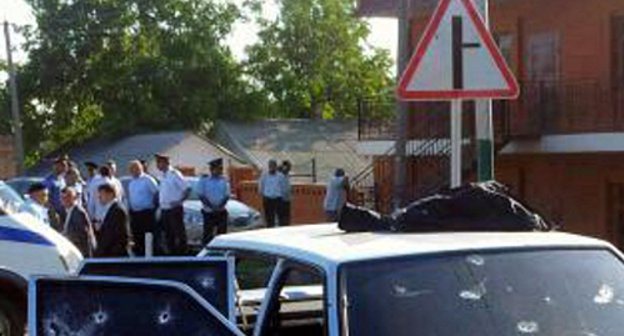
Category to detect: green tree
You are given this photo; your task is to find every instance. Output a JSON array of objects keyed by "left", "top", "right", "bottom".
[
  {"left": 245, "top": 0, "right": 394, "bottom": 119},
  {"left": 17, "top": 0, "right": 266, "bottom": 160}
]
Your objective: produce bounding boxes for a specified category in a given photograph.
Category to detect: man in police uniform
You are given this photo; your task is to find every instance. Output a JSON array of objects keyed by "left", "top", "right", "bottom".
[
  {"left": 127, "top": 160, "right": 159, "bottom": 256},
  {"left": 196, "top": 158, "right": 230, "bottom": 245},
  {"left": 44, "top": 156, "right": 68, "bottom": 227},
  {"left": 155, "top": 153, "right": 190, "bottom": 255}
]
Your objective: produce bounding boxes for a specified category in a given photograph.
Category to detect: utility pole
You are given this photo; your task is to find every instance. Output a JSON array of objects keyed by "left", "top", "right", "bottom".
[
  {"left": 474, "top": 0, "right": 494, "bottom": 182},
  {"left": 3, "top": 21, "right": 24, "bottom": 175},
  {"left": 394, "top": 0, "right": 409, "bottom": 209}
]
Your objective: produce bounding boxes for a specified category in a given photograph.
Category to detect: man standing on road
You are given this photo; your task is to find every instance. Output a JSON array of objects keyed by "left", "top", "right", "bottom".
[
  {"left": 278, "top": 160, "right": 292, "bottom": 226},
  {"left": 65, "top": 167, "right": 86, "bottom": 206},
  {"left": 259, "top": 160, "right": 284, "bottom": 228},
  {"left": 87, "top": 166, "right": 111, "bottom": 223},
  {"left": 155, "top": 154, "right": 190, "bottom": 255},
  {"left": 127, "top": 160, "right": 159, "bottom": 256},
  {"left": 84, "top": 161, "right": 99, "bottom": 208},
  {"left": 23, "top": 183, "right": 51, "bottom": 226},
  {"left": 61, "top": 187, "right": 96, "bottom": 257},
  {"left": 196, "top": 158, "right": 230, "bottom": 245},
  {"left": 44, "top": 156, "right": 68, "bottom": 225},
  {"left": 85, "top": 161, "right": 99, "bottom": 183},
  {"left": 94, "top": 183, "right": 133, "bottom": 257},
  {"left": 106, "top": 160, "right": 125, "bottom": 203},
  {"left": 324, "top": 169, "right": 350, "bottom": 222}
]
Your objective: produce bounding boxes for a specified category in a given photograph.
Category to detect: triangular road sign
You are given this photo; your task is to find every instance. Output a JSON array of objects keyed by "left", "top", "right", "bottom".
[{"left": 397, "top": 0, "right": 519, "bottom": 101}]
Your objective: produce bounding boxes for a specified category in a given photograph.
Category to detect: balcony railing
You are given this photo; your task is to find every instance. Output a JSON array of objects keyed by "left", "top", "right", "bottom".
[
  {"left": 497, "top": 81, "right": 624, "bottom": 137},
  {"left": 359, "top": 81, "right": 624, "bottom": 142}
]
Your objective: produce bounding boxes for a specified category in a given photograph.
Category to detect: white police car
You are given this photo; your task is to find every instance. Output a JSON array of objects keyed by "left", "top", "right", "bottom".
[
  {"left": 28, "top": 222, "right": 624, "bottom": 336},
  {"left": 0, "top": 182, "right": 82, "bottom": 336}
]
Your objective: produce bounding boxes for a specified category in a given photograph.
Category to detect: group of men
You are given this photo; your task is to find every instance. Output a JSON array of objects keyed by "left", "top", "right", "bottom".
[
  {"left": 23, "top": 154, "right": 232, "bottom": 258},
  {"left": 259, "top": 160, "right": 292, "bottom": 227},
  {"left": 24, "top": 156, "right": 134, "bottom": 258},
  {"left": 22, "top": 152, "right": 351, "bottom": 258}
]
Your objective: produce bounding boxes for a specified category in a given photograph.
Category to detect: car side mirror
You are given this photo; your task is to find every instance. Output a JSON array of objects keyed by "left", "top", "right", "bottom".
[
  {"left": 78, "top": 257, "right": 235, "bottom": 321},
  {"left": 29, "top": 276, "right": 245, "bottom": 336}
]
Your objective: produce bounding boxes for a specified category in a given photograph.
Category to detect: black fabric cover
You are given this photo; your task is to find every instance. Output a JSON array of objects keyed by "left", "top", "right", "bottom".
[{"left": 339, "top": 181, "right": 552, "bottom": 233}]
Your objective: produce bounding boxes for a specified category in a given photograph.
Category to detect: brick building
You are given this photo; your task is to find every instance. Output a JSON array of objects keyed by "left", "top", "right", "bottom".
[{"left": 356, "top": 0, "right": 624, "bottom": 245}]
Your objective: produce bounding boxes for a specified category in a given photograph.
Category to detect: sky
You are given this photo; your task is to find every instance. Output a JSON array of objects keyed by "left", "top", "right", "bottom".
[{"left": 1, "top": 0, "right": 398, "bottom": 78}]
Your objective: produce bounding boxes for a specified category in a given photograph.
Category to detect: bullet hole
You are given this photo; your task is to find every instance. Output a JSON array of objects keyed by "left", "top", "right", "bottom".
[
  {"left": 159, "top": 311, "right": 171, "bottom": 324},
  {"left": 93, "top": 311, "right": 108, "bottom": 325}
]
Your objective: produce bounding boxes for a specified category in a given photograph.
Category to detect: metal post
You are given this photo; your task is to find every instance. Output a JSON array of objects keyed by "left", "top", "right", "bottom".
[
  {"left": 474, "top": 0, "right": 495, "bottom": 182},
  {"left": 3, "top": 21, "right": 25, "bottom": 175},
  {"left": 451, "top": 100, "right": 463, "bottom": 188},
  {"left": 394, "top": 0, "right": 409, "bottom": 209},
  {"left": 145, "top": 233, "right": 154, "bottom": 258}
]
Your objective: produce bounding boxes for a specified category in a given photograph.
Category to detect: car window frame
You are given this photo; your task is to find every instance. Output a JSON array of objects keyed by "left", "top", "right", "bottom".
[
  {"left": 211, "top": 248, "right": 330, "bottom": 336},
  {"left": 337, "top": 245, "right": 623, "bottom": 336}
]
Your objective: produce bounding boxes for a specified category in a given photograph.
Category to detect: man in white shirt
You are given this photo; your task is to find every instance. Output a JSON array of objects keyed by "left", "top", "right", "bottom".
[
  {"left": 84, "top": 161, "right": 99, "bottom": 208},
  {"left": 106, "top": 159, "right": 125, "bottom": 204},
  {"left": 155, "top": 154, "right": 190, "bottom": 255},
  {"left": 259, "top": 159, "right": 285, "bottom": 228},
  {"left": 324, "top": 169, "right": 349, "bottom": 222},
  {"left": 87, "top": 166, "right": 123, "bottom": 224},
  {"left": 127, "top": 160, "right": 159, "bottom": 256},
  {"left": 22, "top": 183, "right": 51, "bottom": 226}
]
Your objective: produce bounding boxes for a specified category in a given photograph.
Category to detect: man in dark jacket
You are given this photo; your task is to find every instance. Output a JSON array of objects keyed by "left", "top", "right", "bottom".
[
  {"left": 94, "top": 183, "right": 133, "bottom": 257},
  {"left": 61, "top": 187, "right": 97, "bottom": 257}
]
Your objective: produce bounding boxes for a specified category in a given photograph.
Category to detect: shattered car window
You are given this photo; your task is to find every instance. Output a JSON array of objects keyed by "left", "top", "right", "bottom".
[{"left": 342, "top": 249, "right": 624, "bottom": 336}]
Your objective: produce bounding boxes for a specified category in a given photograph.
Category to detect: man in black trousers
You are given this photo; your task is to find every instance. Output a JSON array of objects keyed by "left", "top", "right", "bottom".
[
  {"left": 259, "top": 160, "right": 284, "bottom": 228},
  {"left": 155, "top": 154, "right": 190, "bottom": 255},
  {"left": 94, "top": 183, "right": 133, "bottom": 257},
  {"left": 278, "top": 160, "right": 292, "bottom": 226},
  {"left": 196, "top": 158, "right": 230, "bottom": 245},
  {"left": 127, "top": 160, "right": 159, "bottom": 256}
]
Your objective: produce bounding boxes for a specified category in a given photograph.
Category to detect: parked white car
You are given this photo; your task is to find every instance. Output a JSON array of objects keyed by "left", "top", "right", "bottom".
[{"left": 0, "top": 181, "right": 82, "bottom": 336}]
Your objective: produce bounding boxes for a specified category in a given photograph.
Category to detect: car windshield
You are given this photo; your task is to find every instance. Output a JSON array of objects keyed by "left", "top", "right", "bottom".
[
  {"left": 0, "top": 182, "right": 26, "bottom": 215},
  {"left": 342, "top": 249, "right": 624, "bottom": 336}
]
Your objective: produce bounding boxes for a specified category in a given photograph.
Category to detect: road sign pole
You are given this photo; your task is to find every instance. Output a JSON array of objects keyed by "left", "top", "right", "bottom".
[
  {"left": 394, "top": 0, "right": 409, "bottom": 209},
  {"left": 475, "top": 0, "right": 495, "bottom": 182},
  {"left": 451, "top": 100, "right": 463, "bottom": 188}
]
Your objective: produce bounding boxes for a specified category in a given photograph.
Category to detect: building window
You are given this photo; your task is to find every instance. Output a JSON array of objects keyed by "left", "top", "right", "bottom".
[
  {"left": 526, "top": 32, "right": 560, "bottom": 82},
  {"left": 612, "top": 15, "right": 624, "bottom": 87},
  {"left": 495, "top": 33, "right": 514, "bottom": 68}
]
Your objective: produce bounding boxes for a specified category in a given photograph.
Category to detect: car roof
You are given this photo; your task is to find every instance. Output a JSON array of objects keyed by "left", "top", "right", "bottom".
[{"left": 209, "top": 224, "right": 613, "bottom": 267}]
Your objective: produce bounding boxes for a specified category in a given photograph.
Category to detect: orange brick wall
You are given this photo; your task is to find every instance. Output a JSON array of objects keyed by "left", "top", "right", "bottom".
[
  {"left": 228, "top": 166, "right": 257, "bottom": 198},
  {"left": 237, "top": 181, "right": 328, "bottom": 225},
  {"left": 497, "top": 153, "right": 624, "bottom": 244}
]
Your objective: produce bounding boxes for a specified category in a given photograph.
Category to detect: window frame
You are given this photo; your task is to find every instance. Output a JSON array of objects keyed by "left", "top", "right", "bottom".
[{"left": 214, "top": 248, "right": 330, "bottom": 336}]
